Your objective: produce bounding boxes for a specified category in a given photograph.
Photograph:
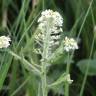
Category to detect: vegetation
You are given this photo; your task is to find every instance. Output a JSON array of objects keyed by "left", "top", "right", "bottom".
[{"left": 0, "top": 0, "right": 96, "bottom": 96}]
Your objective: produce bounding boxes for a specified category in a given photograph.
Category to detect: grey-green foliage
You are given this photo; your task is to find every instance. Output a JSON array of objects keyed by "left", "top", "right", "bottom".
[{"left": 0, "top": 0, "right": 96, "bottom": 96}]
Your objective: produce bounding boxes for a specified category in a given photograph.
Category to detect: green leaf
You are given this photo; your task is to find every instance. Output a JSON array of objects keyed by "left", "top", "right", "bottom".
[
  {"left": 48, "top": 45, "right": 73, "bottom": 65},
  {"left": 77, "top": 59, "right": 96, "bottom": 76},
  {"left": 0, "top": 53, "right": 13, "bottom": 90},
  {"left": 9, "top": 51, "right": 41, "bottom": 75}
]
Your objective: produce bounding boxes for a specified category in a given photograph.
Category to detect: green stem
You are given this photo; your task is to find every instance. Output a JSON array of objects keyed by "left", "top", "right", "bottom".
[
  {"left": 42, "top": 0, "right": 45, "bottom": 10},
  {"left": 79, "top": 32, "right": 95, "bottom": 96},
  {"left": 79, "top": 5, "right": 95, "bottom": 96},
  {"left": 41, "top": 24, "right": 51, "bottom": 96},
  {"left": 41, "top": 63, "right": 47, "bottom": 96},
  {"left": 77, "top": 0, "right": 93, "bottom": 39},
  {"left": 2, "top": 7, "right": 7, "bottom": 28},
  {"left": 65, "top": 53, "right": 70, "bottom": 96}
]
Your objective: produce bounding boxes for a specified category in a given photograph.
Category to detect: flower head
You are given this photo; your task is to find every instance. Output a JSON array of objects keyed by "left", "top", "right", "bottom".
[
  {"left": 63, "top": 37, "right": 78, "bottom": 52},
  {"left": 37, "top": 9, "right": 63, "bottom": 50},
  {"left": 38, "top": 9, "right": 63, "bottom": 27},
  {"left": 0, "top": 36, "right": 11, "bottom": 48},
  {"left": 38, "top": 9, "right": 63, "bottom": 43}
]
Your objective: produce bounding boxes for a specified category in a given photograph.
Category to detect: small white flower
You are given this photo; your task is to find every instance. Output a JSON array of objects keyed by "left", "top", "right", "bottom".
[
  {"left": 0, "top": 36, "right": 11, "bottom": 48},
  {"left": 36, "top": 9, "right": 63, "bottom": 53},
  {"left": 51, "top": 35, "right": 60, "bottom": 40},
  {"left": 49, "top": 40, "right": 59, "bottom": 46},
  {"left": 52, "top": 11, "right": 63, "bottom": 27},
  {"left": 38, "top": 9, "right": 63, "bottom": 28},
  {"left": 63, "top": 37, "right": 78, "bottom": 52},
  {"left": 65, "top": 74, "right": 73, "bottom": 84},
  {"left": 51, "top": 27, "right": 63, "bottom": 34},
  {"left": 38, "top": 23, "right": 46, "bottom": 32}
]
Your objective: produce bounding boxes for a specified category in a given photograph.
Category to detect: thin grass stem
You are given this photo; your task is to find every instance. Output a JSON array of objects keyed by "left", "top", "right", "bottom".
[{"left": 79, "top": 4, "right": 95, "bottom": 96}]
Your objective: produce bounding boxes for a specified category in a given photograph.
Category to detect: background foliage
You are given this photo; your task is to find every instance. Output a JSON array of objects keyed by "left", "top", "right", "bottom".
[{"left": 0, "top": 0, "right": 96, "bottom": 96}]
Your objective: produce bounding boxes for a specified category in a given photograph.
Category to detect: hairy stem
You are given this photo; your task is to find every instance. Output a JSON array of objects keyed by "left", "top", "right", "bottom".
[
  {"left": 41, "top": 24, "right": 51, "bottom": 96},
  {"left": 41, "top": 62, "right": 47, "bottom": 96}
]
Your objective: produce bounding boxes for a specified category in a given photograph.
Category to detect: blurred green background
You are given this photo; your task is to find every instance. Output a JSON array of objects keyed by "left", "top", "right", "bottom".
[{"left": 0, "top": 0, "right": 96, "bottom": 96}]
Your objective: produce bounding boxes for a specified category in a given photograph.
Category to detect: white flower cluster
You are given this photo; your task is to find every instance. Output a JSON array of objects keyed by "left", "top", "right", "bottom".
[
  {"left": 63, "top": 37, "right": 78, "bottom": 52},
  {"left": 38, "top": 9, "right": 63, "bottom": 28},
  {"left": 65, "top": 74, "right": 73, "bottom": 84},
  {"left": 0, "top": 36, "right": 11, "bottom": 48},
  {"left": 36, "top": 9, "right": 63, "bottom": 50}
]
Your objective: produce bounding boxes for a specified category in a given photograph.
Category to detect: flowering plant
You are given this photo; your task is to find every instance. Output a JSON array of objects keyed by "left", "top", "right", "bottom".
[
  {"left": 8, "top": 9, "right": 78, "bottom": 96},
  {"left": 0, "top": 36, "right": 11, "bottom": 48},
  {"left": 34, "top": 9, "right": 78, "bottom": 96}
]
